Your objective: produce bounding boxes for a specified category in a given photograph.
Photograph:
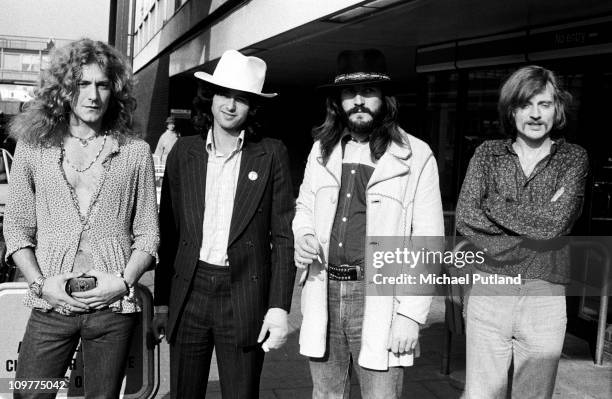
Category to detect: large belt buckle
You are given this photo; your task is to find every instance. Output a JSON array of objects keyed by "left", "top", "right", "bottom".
[{"left": 355, "top": 265, "right": 363, "bottom": 280}]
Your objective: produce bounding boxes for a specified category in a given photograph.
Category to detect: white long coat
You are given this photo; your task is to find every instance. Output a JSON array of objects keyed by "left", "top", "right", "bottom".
[{"left": 292, "top": 129, "right": 445, "bottom": 370}]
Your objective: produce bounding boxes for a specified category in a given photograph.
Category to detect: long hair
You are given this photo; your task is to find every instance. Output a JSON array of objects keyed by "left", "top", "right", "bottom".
[
  {"left": 10, "top": 38, "right": 138, "bottom": 146},
  {"left": 313, "top": 93, "right": 404, "bottom": 164},
  {"left": 498, "top": 65, "right": 572, "bottom": 138},
  {"left": 191, "top": 83, "right": 261, "bottom": 139}
]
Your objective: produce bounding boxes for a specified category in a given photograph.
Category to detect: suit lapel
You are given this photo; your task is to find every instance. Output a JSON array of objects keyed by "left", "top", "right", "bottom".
[
  {"left": 186, "top": 136, "right": 208, "bottom": 241},
  {"left": 228, "top": 139, "right": 269, "bottom": 247}
]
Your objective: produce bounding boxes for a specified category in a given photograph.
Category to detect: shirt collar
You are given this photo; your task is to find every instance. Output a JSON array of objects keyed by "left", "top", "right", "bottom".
[
  {"left": 341, "top": 129, "right": 370, "bottom": 144},
  {"left": 497, "top": 137, "right": 565, "bottom": 157},
  {"left": 206, "top": 129, "right": 245, "bottom": 156}
]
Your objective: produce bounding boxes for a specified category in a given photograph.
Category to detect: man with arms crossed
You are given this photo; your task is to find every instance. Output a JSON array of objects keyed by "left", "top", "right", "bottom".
[
  {"left": 293, "top": 49, "right": 444, "bottom": 398},
  {"left": 152, "top": 50, "right": 295, "bottom": 398},
  {"left": 456, "top": 66, "right": 588, "bottom": 398},
  {"left": 4, "top": 38, "right": 159, "bottom": 398}
]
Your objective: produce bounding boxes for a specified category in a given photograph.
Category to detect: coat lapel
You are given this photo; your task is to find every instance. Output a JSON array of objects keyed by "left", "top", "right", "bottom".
[
  {"left": 186, "top": 136, "right": 208, "bottom": 241},
  {"left": 227, "top": 139, "right": 269, "bottom": 247},
  {"left": 316, "top": 142, "right": 342, "bottom": 187},
  {"left": 367, "top": 140, "right": 412, "bottom": 189}
]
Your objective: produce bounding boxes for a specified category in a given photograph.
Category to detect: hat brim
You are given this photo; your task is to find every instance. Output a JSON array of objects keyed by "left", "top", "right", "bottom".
[
  {"left": 316, "top": 78, "right": 394, "bottom": 92},
  {"left": 194, "top": 71, "right": 277, "bottom": 98}
]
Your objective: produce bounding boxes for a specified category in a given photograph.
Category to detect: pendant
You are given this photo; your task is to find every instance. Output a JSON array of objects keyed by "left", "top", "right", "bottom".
[{"left": 79, "top": 139, "right": 89, "bottom": 147}]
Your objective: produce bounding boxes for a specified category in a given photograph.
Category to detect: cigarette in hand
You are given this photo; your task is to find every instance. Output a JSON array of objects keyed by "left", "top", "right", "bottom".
[{"left": 315, "top": 236, "right": 324, "bottom": 264}]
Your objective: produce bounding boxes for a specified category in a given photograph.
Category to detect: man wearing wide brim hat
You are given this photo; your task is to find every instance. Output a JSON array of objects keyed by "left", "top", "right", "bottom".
[
  {"left": 194, "top": 49, "right": 278, "bottom": 98},
  {"left": 317, "top": 48, "right": 394, "bottom": 91},
  {"left": 153, "top": 49, "right": 295, "bottom": 398},
  {"left": 293, "top": 49, "right": 444, "bottom": 398}
]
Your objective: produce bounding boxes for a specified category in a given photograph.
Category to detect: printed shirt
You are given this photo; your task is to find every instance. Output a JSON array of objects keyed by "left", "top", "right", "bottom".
[
  {"left": 328, "top": 134, "right": 376, "bottom": 266},
  {"left": 455, "top": 138, "right": 588, "bottom": 282},
  {"left": 199, "top": 129, "right": 244, "bottom": 266},
  {"left": 3, "top": 137, "right": 160, "bottom": 312}
]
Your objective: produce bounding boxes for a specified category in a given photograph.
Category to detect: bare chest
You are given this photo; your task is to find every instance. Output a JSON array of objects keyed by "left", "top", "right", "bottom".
[{"left": 62, "top": 137, "right": 112, "bottom": 216}]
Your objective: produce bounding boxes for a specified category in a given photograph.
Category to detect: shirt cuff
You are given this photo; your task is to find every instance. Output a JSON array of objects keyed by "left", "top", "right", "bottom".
[
  {"left": 294, "top": 228, "right": 316, "bottom": 241},
  {"left": 4, "top": 241, "right": 35, "bottom": 264},
  {"left": 395, "top": 312, "right": 420, "bottom": 325},
  {"left": 131, "top": 236, "right": 160, "bottom": 258},
  {"left": 154, "top": 305, "right": 168, "bottom": 314}
]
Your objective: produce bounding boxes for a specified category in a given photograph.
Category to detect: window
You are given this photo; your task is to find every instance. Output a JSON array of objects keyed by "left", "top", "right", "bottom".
[
  {"left": 3, "top": 53, "right": 20, "bottom": 70},
  {"left": 21, "top": 54, "right": 40, "bottom": 72},
  {"left": 41, "top": 55, "right": 50, "bottom": 70},
  {"left": 157, "top": 0, "right": 166, "bottom": 28},
  {"left": 150, "top": 6, "right": 157, "bottom": 33}
]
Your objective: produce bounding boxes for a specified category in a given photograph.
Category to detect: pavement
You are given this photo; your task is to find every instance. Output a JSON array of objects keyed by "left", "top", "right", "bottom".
[{"left": 139, "top": 271, "right": 612, "bottom": 399}]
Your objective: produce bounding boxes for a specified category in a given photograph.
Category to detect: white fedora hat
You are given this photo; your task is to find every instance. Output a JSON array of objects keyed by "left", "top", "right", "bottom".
[{"left": 194, "top": 49, "right": 277, "bottom": 98}]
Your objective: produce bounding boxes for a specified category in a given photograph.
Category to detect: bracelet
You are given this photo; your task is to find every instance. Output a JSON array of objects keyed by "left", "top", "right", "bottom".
[
  {"left": 29, "top": 275, "right": 46, "bottom": 298},
  {"left": 124, "top": 285, "right": 136, "bottom": 303},
  {"left": 116, "top": 273, "right": 137, "bottom": 303}
]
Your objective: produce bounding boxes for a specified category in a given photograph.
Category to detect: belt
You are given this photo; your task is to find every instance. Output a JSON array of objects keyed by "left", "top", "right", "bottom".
[{"left": 327, "top": 263, "right": 364, "bottom": 281}]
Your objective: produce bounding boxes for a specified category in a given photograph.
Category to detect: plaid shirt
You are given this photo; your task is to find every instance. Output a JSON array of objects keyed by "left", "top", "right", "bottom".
[{"left": 456, "top": 138, "right": 588, "bottom": 282}]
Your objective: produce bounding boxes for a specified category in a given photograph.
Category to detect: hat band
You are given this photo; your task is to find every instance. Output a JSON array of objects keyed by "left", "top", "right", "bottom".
[{"left": 334, "top": 72, "right": 391, "bottom": 84}]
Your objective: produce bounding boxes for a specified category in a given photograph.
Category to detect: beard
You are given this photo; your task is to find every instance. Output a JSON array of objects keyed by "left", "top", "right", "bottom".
[{"left": 345, "top": 105, "right": 382, "bottom": 135}]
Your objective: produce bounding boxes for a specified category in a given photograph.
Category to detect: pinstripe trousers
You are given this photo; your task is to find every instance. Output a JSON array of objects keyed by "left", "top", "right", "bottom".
[{"left": 170, "top": 262, "right": 265, "bottom": 398}]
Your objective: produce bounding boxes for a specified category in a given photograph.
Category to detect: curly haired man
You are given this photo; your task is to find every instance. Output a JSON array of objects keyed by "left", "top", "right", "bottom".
[{"left": 3, "top": 38, "right": 159, "bottom": 399}]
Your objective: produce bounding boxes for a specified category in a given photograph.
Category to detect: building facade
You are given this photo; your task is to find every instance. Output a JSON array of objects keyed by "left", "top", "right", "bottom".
[{"left": 0, "top": 35, "right": 72, "bottom": 115}]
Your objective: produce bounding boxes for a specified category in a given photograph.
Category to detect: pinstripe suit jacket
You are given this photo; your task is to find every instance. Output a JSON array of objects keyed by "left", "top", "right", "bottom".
[{"left": 154, "top": 133, "right": 295, "bottom": 346}]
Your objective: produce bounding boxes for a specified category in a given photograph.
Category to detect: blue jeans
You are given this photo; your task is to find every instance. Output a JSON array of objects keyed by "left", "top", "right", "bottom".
[
  {"left": 309, "top": 280, "right": 403, "bottom": 399},
  {"left": 14, "top": 308, "right": 137, "bottom": 399},
  {"left": 464, "top": 274, "right": 566, "bottom": 399}
]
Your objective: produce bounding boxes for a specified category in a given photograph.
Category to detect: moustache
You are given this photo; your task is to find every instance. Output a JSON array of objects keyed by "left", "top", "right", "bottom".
[{"left": 347, "top": 106, "right": 374, "bottom": 116}]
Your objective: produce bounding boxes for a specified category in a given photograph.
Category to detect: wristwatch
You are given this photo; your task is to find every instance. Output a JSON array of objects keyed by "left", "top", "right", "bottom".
[{"left": 29, "top": 276, "right": 46, "bottom": 298}]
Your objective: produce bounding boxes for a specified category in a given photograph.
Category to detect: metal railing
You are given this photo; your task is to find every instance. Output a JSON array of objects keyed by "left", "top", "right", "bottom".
[
  {"left": 0, "top": 35, "right": 72, "bottom": 51},
  {"left": 0, "top": 70, "right": 39, "bottom": 83}
]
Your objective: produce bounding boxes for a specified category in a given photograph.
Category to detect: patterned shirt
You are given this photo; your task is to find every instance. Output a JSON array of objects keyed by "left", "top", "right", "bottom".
[
  {"left": 3, "top": 137, "right": 160, "bottom": 312},
  {"left": 328, "top": 135, "right": 375, "bottom": 266},
  {"left": 199, "top": 129, "right": 244, "bottom": 266},
  {"left": 455, "top": 138, "right": 588, "bottom": 282}
]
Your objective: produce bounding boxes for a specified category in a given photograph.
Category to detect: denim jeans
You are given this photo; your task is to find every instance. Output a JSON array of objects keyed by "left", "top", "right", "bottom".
[
  {"left": 14, "top": 308, "right": 137, "bottom": 399},
  {"left": 309, "top": 279, "right": 403, "bottom": 399},
  {"left": 463, "top": 274, "right": 566, "bottom": 399}
]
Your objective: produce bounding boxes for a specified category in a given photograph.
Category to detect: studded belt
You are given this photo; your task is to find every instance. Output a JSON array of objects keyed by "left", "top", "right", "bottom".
[{"left": 327, "top": 263, "right": 364, "bottom": 281}]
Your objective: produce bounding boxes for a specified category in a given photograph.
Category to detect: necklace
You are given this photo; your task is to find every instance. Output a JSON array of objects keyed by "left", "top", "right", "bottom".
[
  {"left": 63, "top": 135, "right": 107, "bottom": 173},
  {"left": 69, "top": 132, "right": 97, "bottom": 147}
]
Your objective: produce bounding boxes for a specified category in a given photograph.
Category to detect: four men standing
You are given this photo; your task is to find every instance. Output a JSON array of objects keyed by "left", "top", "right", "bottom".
[{"left": 2, "top": 37, "right": 589, "bottom": 398}]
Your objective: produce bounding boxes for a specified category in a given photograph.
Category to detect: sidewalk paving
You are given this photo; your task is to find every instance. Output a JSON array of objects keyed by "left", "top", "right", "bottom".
[{"left": 140, "top": 272, "right": 611, "bottom": 399}]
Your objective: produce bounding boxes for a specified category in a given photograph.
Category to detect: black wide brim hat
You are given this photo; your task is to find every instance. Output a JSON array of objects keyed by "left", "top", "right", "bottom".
[{"left": 317, "top": 48, "right": 393, "bottom": 91}]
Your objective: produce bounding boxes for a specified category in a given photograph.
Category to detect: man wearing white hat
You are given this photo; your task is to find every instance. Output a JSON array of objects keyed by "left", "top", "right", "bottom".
[{"left": 152, "top": 50, "right": 295, "bottom": 398}]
